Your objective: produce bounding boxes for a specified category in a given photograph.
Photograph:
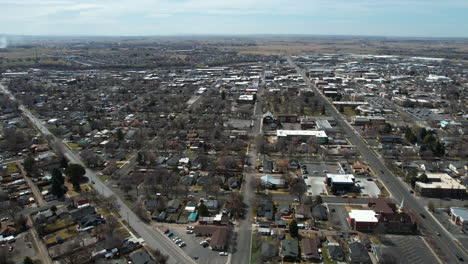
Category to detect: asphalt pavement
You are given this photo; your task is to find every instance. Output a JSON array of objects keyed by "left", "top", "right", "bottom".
[
  {"left": 287, "top": 57, "right": 467, "bottom": 263},
  {"left": 0, "top": 83, "right": 196, "bottom": 264}
]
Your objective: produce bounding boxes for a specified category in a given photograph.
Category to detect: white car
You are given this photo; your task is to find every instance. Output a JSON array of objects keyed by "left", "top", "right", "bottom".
[
  {"left": 186, "top": 230, "right": 194, "bottom": 234},
  {"left": 219, "top": 252, "right": 228, "bottom": 256},
  {"left": 186, "top": 226, "right": 194, "bottom": 230},
  {"left": 178, "top": 242, "right": 186, "bottom": 247},
  {"left": 172, "top": 237, "right": 180, "bottom": 242}
]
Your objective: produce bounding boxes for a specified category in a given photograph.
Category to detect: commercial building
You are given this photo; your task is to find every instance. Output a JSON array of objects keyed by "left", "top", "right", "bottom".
[
  {"left": 276, "top": 130, "right": 328, "bottom": 144},
  {"left": 325, "top": 174, "right": 355, "bottom": 193},
  {"left": 348, "top": 210, "right": 379, "bottom": 231},
  {"left": 450, "top": 207, "right": 468, "bottom": 232},
  {"left": 414, "top": 173, "right": 466, "bottom": 199}
]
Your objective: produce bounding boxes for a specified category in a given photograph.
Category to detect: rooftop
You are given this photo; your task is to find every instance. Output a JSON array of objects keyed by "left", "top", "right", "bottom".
[
  {"left": 415, "top": 173, "right": 466, "bottom": 190},
  {"left": 276, "top": 130, "right": 327, "bottom": 138},
  {"left": 348, "top": 210, "right": 379, "bottom": 223}
]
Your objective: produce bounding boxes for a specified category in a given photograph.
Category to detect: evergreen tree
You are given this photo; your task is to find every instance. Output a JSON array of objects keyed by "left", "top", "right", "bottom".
[
  {"left": 289, "top": 220, "right": 299, "bottom": 238},
  {"left": 65, "top": 164, "right": 85, "bottom": 191},
  {"left": 51, "top": 168, "right": 66, "bottom": 197}
]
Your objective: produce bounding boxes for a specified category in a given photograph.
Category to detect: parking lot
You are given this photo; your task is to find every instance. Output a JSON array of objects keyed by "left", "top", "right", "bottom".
[
  {"left": 300, "top": 161, "right": 380, "bottom": 197},
  {"left": 155, "top": 225, "right": 228, "bottom": 264},
  {"left": 432, "top": 209, "right": 468, "bottom": 251},
  {"left": 328, "top": 204, "right": 351, "bottom": 231},
  {"left": 382, "top": 235, "right": 438, "bottom": 264},
  {"left": 3, "top": 231, "right": 37, "bottom": 263},
  {"left": 355, "top": 178, "right": 381, "bottom": 197}
]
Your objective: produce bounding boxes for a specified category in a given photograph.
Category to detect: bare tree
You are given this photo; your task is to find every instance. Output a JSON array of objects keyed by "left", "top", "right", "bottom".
[{"left": 289, "top": 179, "right": 307, "bottom": 203}]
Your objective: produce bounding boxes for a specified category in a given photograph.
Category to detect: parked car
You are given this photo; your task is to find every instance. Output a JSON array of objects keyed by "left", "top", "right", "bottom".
[
  {"left": 179, "top": 242, "right": 186, "bottom": 247},
  {"left": 172, "top": 237, "right": 180, "bottom": 242},
  {"left": 219, "top": 252, "right": 228, "bottom": 256},
  {"left": 186, "top": 226, "right": 194, "bottom": 230},
  {"left": 186, "top": 230, "right": 194, "bottom": 234},
  {"left": 166, "top": 232, "right": 174, "bottom": 237},
  {"left": 456, "top": 254, "right": 464, "bottom": 261},
  {"left": 163, "top": 229, "right": 170, "bottom": 234}
]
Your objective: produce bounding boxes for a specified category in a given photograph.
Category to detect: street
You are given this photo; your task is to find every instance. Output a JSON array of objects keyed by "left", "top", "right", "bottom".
[
  {"left": 287, "top": 57, "right": 467, "bottom": 263},
  {"left": 0, "top": 83, "right": 196, "bottom": 264}
]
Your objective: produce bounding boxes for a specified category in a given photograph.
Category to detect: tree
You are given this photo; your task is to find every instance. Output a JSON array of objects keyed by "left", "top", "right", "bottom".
[
  {"left": 289, "top": 179, "right": 307, "bottom": 203},
  {"left": 289, "top": 220, "right": 299, "bottom": 238},
  {"left": 405, "top": 127, "right": 417, "bottom": 144},
  {"left": 198, "top": 201, "right": 209, "bottom": 217},
  {"left": 225, "top": 193, "right": 245, "bottom": 219},
  {"left": 51, "top": 168, "right": 67, "bottom": 198},
  {"left": 419, "top": 173, "right": 429, "bottom": 183},
  {"left": 23, "top": 156, "right": 35, "bottom": 174},
  {"left": 65, "top": 164, "right": 86, "bottom": 191},
  {"left": 23, "top": 257, "right": 34, "bottom": 264},
  {"left": 315, "top": 195, "right": 323, "bottom": 205},
  {"left": 149, "top": 248, "right": 169, "bottom": 264},
  {"left": 116, "top": 128, "right": 124, "bottom": 141},
  {"left": 60, "top": 157, "right": 69, "bottom": 168}
]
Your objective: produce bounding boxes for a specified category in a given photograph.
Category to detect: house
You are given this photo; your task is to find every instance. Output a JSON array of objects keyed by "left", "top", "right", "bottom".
[
  {"left": 281, "top": 239, "right": 299, "bottom": 261},
  {"left": 204, "top": 200, "right": 219, "bottom": 213},
  {"left": 327, "top": 243, "right": 345, "bottom": 261},
  {"left": 276, "top": 130, "right": 328, "bottom": 144},
  {"left": 312, "top": 204, "right": 328, "bottom": 221},
  {"left": 70, "top": 206, "right": 105, "bottom": 230},
  {"left": 295, "top": 204, "right": 312, "bottom": 220},
  {"left": 192, "top": 225, "right": 228, "bottom": 250},
  {"left": 166, "top": 199, "right": 181, "bottom": 213},
  {"left": 144, "top": 199, "right": 161, "bottom": 213},
  {"left": 450, "top": 207, "right": 468, "bottom": 232},
  {"left": 278, "top": 204, "right": 290, "bottom": 216},
  {"left": 263, "top": 112, "right": 274, "bottom": 124},
  {"left": 209, "top": 227, "right": 228, "bottom": 251},
  {"left": 258, "top": 228, "right": 273, "bottom": 236},
  {"left": 302, "top": 237, "right": 321, "bottom": 262},
  {"left": 257, "top": 201, "right": 274, "bottom": 221},
  {"left": 184, "top": 201, "right": 197, "bottom": 213},
  {"left": 261, "top": 242, "right": 277, "bottom": 261},
  {"left": 129, "top": 249, "right": 154, "bottom": 264},
  {"left": 260, "top": 175, "right": 285, "bottom": 189},
  {"left": 348, "top": 242, "right": 371, "bottom": 264},
  {"left": 0, "top": 222, "right": 16, "bottom": 237}
]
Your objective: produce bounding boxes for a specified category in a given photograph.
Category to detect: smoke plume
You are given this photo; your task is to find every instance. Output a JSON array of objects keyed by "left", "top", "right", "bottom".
[{"left": 0, "top": 37, "right": 8, "bottom": 48}]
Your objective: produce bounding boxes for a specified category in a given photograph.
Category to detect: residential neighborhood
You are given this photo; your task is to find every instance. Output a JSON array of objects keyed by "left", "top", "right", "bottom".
[{"left": 0, "top": 36, "right": 467, "bottom": 264}]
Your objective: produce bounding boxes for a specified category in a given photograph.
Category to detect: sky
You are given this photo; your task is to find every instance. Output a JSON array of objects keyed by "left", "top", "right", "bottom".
[{"left": 1, "top": 0, "right": 468, "bottom": 37}]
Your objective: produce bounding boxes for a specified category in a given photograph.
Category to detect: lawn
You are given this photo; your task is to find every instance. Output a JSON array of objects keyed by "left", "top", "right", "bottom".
[
  {"left": 342, "top": 107, "right": 358, "bottom": 117},
  {"left": 250, "top": 231, "right": 260, "bottom": 264},
  {"left": 6, "top": 162, "right": 18, "bottom": 174},
  {"left": 375, "top": 180, "right": 390, "bottom": 197},
  {"left": 45, "top": 217, "right": 74, "bottom": 233},
  {"left": 322, "top": 246, "right": 337, "bottom": 264},
  {"left": 45, "top": 225, "right": 78, "bottom": 246},
  {"left": 97, "top": 173, "right": 109, "bottom": 182},
  {"left": 65, "top": 142, "right": 80, "bottom": 150}
]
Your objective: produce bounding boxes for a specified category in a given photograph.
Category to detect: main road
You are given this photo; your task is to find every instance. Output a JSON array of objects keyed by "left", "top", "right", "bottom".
[
  {"left": 287, "top": 57, "right": 467, "bottom": 263},
  {"left": 232, "top": 78, "right": 264, "bottom": 264},
  {"left": 0, "top": 83, "right": 195, "bottom": 264}
]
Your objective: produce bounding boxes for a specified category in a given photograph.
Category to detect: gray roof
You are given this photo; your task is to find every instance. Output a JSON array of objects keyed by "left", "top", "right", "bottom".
[
  {"left": 129, "top": 250, "right": 154, "bottom": 264},
  {"left": 282, "top": 239, "right": 299, "bottom": 258}
]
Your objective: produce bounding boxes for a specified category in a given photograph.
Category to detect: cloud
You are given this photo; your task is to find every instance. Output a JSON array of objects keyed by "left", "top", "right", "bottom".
[{"left": 0, "top": 0, "right": 467, "bottom": 36}]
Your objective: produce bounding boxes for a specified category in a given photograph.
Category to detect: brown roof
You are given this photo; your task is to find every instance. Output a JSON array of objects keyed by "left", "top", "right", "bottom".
[
  {"left": 210, "top": 228, "right": 228, "bottom": 249},
  {"left": 0, "top": 221, "right": 16, "bottom": 236},
  {"left": 368, "top": 198, "right": 396, "bottom": 214},
  {"left": 302, "top": 237, "right": 320, "bottom": 259}
]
